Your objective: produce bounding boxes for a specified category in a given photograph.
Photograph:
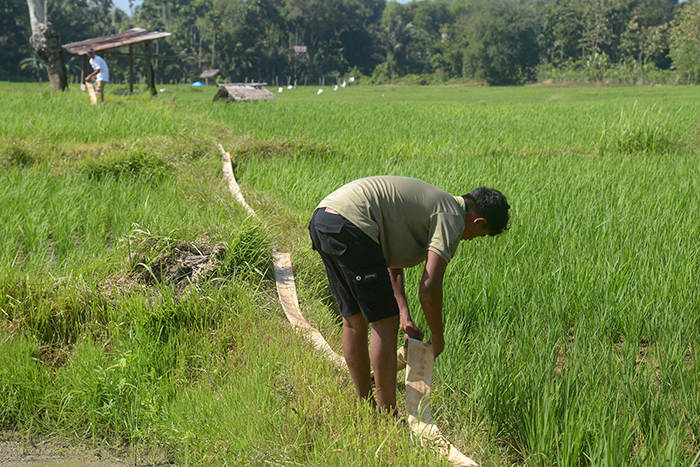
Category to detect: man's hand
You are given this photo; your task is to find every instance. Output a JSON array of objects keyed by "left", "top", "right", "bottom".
[
  {"left": 401, "top": 321, "right": 424, "bottom": 341},
  {"left": 389, "top": 267, "right": 427, "bottom": 341},
  {"left": 428, "top": 333, "right": 445, "bottom": 358}
]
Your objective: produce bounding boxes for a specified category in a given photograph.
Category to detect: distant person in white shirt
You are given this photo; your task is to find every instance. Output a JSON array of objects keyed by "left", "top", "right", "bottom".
[{"left": 85, "top": 48, "right": 109, "bottom": 103}]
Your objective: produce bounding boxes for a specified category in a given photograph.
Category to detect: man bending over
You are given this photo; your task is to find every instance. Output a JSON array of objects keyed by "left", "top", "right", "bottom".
[
  {"left": 309, "top": 176, "right": 510, "bottom": 414},
  {"left": 85, "top": 48, "right": 109, "bottom": 103}
]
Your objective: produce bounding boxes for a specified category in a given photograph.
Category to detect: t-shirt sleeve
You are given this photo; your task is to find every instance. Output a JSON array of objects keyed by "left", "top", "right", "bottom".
[{"left": 427, "top": 213, "right": 464, "bottom": 264}]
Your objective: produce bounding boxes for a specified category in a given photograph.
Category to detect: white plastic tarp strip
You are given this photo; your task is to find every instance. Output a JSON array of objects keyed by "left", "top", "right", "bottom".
[{"left": 405, "top": 338, "right": 479, "bottom": 466}]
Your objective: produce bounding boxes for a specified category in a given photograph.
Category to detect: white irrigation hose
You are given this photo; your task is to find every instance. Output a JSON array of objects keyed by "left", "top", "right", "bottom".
[
  {"left": 219, "top": 144, "right": 479, "bottom": 467},
  {"left": 219, "top": 144, "right": 258, "bottom": 219},
  {"left": 273, "top": 251, "right": 346, "bottom": 369},
  {"left": 219, "top": 144, "right": 343, "bottom": 369},
  {"left": 405, "top": 338, "right": 479, "bottom": 466}
]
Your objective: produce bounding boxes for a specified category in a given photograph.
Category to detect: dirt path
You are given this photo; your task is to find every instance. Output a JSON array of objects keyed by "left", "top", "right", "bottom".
[{"left": 0, "top": 432, "right": 136, "bottom": 467}]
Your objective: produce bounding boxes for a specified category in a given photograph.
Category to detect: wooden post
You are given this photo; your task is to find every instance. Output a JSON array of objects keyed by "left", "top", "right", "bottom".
[
  {"left": 81, "top": 54, "right": 87, "bottom": 88},
  {"left": 128, "top": 44, "right": 134, "bottom": 94},
  {"left": 144, "top": 41, "right": 156, "bottom": 95}
]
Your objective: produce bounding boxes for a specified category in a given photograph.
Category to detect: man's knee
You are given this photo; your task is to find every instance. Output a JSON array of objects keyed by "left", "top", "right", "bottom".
[
  {"left": 370, "top": 315, "right": 399, "bottom": 338},
  {"left": 343, "top": 313, "right": 368, "bottom": 332}
]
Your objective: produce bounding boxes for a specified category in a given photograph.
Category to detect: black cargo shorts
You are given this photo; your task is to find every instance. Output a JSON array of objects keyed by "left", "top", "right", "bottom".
[{"left": 309, "top": 207, "right": 399, "bottom": 323}]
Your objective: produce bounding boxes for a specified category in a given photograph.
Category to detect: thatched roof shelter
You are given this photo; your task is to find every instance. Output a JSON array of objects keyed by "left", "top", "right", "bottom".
[
  {"left": 199, "top": 69, "right": 220, "bottom": 79},
  {"left": 214, "top": 84, "right": 275, "bottom": 102},
  {"left": 199, "top": 69, "right": 220, "bottom": 86},
  {"left": 63, "top": 28, "right": 172, "bottom": 95}
]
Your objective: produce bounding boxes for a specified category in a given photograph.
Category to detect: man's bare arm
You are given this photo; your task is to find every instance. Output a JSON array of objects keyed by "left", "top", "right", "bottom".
[
  {"left": 420, "top": 251, "right": 448, "bottom": 357},
  {"left": 85, "top": 69, "right": 99, "bottom": 82},
  {"left": 388, "top": 267, "right": 424, "bottom": 341}
]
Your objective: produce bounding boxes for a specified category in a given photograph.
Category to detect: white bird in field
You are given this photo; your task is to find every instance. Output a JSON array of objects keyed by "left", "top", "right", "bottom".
[
  {"left": 333, "top": 85, "right": 338, "bottom": 91},
  {"left": 288, "top": 85, "right": 293, "bottom": 89},
  {"left": 278, "top": 87, "right": 283, "bottom": 93},
  {"left": 317, "top": 89, "right": 323, "bottom": 94},
  {"left": 349, "top": 77, "right": 355, "bottom": 82},
  {"left": 341, "top": 81, "right": 346, "bottom": 88}
]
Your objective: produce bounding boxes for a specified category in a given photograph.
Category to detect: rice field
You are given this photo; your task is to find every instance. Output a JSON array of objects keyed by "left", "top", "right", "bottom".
[{"left": 1, "top": 82, "right": 699, "bottom": 466}]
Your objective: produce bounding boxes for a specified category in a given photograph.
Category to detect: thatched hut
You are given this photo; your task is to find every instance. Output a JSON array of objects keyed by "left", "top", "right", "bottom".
[{"left": 214, "top": 83, "right": 275, "bottom": 102}]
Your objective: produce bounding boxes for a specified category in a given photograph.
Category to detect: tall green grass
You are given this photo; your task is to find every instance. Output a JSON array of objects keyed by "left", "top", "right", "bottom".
[
  {"left": 2, "top": 83, "right": 699, "bottom": 465},
  {"left": 221, "top": 87, "right": 700, "bottom": 465},
  {"left": 244, "top": 146, "right": 700, "bottom": 465},
  {"left": 0, "top": 97, "right": 456, "bottom": 464}
]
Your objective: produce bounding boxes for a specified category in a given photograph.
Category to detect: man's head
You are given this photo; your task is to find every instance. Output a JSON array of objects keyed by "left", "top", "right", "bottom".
[
  {"left": 87, "top": 48, "right": 95, "bottom": 58},
  {"left": 461, "top": 187, "right": 510, "bottom": 239}
]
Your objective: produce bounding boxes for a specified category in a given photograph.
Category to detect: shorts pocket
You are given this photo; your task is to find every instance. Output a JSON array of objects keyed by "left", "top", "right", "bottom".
[
  {"left": 315, "top": 222, "right": 347, "bottom": 256},
  {"left": 352, "top": 268, "right": 393, "bottom": 303}
]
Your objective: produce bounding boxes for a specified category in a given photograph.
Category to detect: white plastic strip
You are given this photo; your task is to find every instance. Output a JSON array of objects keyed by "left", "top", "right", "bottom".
[
  {"left": 220, "top": 144, "right": 344, "bottom": 369},
  {"left": 86, "top": 81, "right": 98, "bottom": 105},
  {"left": 219, "top": 144, "right": 258, "bottom": 219},
  {"left": 219, "top": 144, "right": 479, "bottom": 467},
  {"left": 405, "top": 338, "right": 479, "bottom": 466},
  {"left": 273, "top": 251, "right": 346, "bottom": 369}
]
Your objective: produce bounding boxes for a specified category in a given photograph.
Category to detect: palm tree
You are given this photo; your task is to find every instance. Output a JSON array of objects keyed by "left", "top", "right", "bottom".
[{"left": 20, "top": 54, "right": 46, "bottom": 81}]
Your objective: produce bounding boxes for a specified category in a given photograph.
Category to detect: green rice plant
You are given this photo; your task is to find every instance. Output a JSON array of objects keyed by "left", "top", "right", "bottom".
[
  {"left": 0, "top": 90, "right": 185, "bottom": 143},
  {"left": 80, "top": 150, "right": 173, "bottom": 182},
  {"left": 597, "top": 105, "right": 682, "bottom": 156},
  {"left": 10, "top": 282, "right": 109, "bottom": 346},
  {"left": 0, "top": 166, "right": 167, "bottom": 274},
  {"left": 0, "top": 335, "right": 52, "bottom": 430},
  {"left": 3, "top": 271, "right": 451, "bottom": 465},
  {"left": 585, "top": 408, "right": 636, "bottom": 467},
  {"left": 219, "top": 221, "right": 273, "bottom": 281},
  {"left": 0, "top": 140, "right": 35, "bottom": 167}
]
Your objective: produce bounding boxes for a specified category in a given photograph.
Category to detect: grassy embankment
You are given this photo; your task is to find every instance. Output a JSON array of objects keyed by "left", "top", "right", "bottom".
[{"left": 1, "top": 82, "right": 699, "bottom": 466}]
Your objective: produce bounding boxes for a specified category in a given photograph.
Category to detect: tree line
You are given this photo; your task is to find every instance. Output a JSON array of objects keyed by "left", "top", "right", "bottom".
[{"left": 3, "top": 0, "right": 700, "bottom": 87}]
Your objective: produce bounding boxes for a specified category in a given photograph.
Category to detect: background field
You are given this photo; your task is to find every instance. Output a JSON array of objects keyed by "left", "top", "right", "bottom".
[{"left": 1, "top": 82, "right": 699, "bottom": 466}]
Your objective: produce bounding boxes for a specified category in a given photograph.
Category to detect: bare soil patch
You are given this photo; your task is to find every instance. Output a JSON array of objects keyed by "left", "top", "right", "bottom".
[{"left": 0, "top": 432, "right": 141, "bottom": 467}]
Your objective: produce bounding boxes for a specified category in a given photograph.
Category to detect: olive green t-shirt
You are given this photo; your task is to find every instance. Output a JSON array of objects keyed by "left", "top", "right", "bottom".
[{"left": 318, "top": 176, "right": 466, "bottom": 268}]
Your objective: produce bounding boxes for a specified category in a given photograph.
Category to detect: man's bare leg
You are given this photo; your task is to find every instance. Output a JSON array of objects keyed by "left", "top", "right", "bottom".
[
  {"left": 370, "top": 315, "right": 399, "bottom": 413},
  {"left": 342, "top": 314, "right": 372, "bottom": 401}
]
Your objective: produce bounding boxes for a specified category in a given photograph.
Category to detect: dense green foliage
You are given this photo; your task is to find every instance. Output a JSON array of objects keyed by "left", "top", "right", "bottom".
[
  {"left": 5, "top": 0, "right": 700, "bottom": 86},
  {"left": 669, "top": 0, "right": 700, "bottom": 77}
]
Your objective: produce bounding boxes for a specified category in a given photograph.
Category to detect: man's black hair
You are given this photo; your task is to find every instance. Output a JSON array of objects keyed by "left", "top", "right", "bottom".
[{"left": 463, "top": 187, "right": 510, "bottom": 236}]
